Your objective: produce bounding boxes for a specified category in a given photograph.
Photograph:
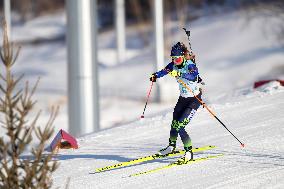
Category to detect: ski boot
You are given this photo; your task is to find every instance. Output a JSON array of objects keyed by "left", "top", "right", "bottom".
[
  {"left": 178, "top": 146, "right": 193, "bottom": 164},
  {"left": 158, "top": 140, "right": 176, "bottom": 155}
]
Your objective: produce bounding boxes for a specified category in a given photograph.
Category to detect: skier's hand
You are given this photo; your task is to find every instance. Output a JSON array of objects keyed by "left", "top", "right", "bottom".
[
  {"left": 150, "top": 74, "right": 157, "bottom": 82},
  {"left": 197, "top": 76, "right": 205, "bottom": 85},
  {"left": 169, "top": 70, "right": 181, "bottom": 77}
]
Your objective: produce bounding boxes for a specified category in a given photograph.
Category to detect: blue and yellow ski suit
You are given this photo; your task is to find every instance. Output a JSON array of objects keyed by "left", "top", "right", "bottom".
[{"left": 154, "top": 59, "right": 202, "bottom": 151}]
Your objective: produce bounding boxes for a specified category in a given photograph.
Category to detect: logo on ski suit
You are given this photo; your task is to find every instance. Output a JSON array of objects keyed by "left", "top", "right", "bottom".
[{"left": 173, "top": 60, "right": 200, "bottom": 98}]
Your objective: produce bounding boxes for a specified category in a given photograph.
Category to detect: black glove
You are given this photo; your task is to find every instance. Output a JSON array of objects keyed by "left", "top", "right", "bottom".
[
  {"left": 150, "top": 74, "right": 157, "bottom": 82},
  {"left": 197, "top": 76, "right": 205, "bottom": 85}
]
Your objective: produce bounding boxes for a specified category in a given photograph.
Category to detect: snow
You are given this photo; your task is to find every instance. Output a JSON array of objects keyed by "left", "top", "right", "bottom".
[
  {"left": 1, "top": 9, "right": 284, "bottom": 189},
  {"left": 51, "top": 83, "right": 284, "bottom": 189}
]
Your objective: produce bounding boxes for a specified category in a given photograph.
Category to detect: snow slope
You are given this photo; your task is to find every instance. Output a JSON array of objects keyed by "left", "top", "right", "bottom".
[
  {"left": 51, "top": 82, "right": 284, "bottom": 189},
  {"left": 1, "top": 8, "right": 284, "bottom": 189},
  {"left": 49, "top": 10, "right": 284, "bottom": 187},
  {"left": 3, "top": 10, "right": 283, "bottom": 131}
]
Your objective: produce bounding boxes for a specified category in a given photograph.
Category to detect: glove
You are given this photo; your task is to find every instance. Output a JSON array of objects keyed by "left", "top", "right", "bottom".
[
  {"left": 169, "top": 70, "right": 181, "bottom": 77},
  {"left": 150, "top": 74, "right": 157, "bottom": 82},
  {"left": 197, "top": 76, "right": 205, "bottom": 85}
]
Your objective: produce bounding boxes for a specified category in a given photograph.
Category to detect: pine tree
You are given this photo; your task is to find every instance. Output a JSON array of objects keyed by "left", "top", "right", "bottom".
[{"left": 0, "top": 21, "right": 59, "bottom": 189}]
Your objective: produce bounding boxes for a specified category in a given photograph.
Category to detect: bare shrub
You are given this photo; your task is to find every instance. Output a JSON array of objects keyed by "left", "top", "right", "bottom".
[{"left": 0, "top": 21, "right": 59, "bottom": 189}]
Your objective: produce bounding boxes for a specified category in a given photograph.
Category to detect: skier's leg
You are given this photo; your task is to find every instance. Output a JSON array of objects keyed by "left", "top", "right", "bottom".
[
  {"left": 173, "top": 95, "right": 202, "bottom": 161},
  {"left": 177, "top": 104, "right": 200, "bottom": 161},
  {"left": 178, "top": 93, "right": 202, "bottom": 148},
  {"left": 170, "top": 96, "right": 187, "bottom": 143},
  {"left": 170, "top": 117, "right": 194, "bottom": 161},
  {"left": 178, "top": 108, "right": 197, "bottom": 147},
  {"left": 179, "top": 127, "right": 192, "bottom": 150},
  {"left": 169, "top": 127, "right": 178, "bottom": 146},
  {"left": 159, "top": 97, "right": 185, "bottom": 155}
]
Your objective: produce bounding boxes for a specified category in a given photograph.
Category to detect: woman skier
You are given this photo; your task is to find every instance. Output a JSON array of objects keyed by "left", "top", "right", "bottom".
[{"left": 150, "top": 42, "right": 202, "bottom": 162}]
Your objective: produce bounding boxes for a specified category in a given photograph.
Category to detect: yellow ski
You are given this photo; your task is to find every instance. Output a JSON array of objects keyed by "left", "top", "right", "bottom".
[
  {"left": 94, "top": 145, "right": 216, "bottom": 173},
  {"left": 129, "top": 154, "right": 224, "bottom": 177}
]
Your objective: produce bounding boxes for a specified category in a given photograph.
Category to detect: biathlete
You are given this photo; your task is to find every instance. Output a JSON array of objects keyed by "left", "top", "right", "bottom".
[{"left": 150, "top": 42, "right": 203, "bottom": 162}]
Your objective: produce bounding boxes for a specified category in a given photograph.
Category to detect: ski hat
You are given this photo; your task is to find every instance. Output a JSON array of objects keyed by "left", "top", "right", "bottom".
[{"left": 170, "top": 42, "right": 185, "bottom": 56}]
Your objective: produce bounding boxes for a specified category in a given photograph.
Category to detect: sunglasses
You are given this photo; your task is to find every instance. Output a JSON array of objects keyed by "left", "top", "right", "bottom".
[{"left": 171, "top": 56, "right": 184, "bottom": 64}]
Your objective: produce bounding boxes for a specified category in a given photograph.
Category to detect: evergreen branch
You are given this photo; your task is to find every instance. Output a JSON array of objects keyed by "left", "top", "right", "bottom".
[
  {"left": 0, "top": 74, "right": 7, "bottom": 82},
  {"left": 11, "top": 46, "right": 21, "bottom": 66},
  {"left": 0, "top": 20, "right": 59, "bottom": 188}
]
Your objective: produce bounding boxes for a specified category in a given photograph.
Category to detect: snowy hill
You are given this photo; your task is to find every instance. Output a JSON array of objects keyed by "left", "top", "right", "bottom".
[
  {"left": 51, "top": 82, "right": 284, "bottom": 189},
  {"left": 49, "top": 10, "right": 284, "bottom": 187},
  {"left": 4, "top": 10, "right": 283, "bottom": 131},
  {"left": 1, "top": 8, "right": 284, "bottom": 188}
]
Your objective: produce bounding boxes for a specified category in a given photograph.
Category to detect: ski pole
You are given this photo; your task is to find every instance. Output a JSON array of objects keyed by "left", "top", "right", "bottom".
[
  {"left": 176, "top": 77, "right": 245, "bottom": 147},
  {"left": 181, "top": 28, "right": 244, "bottom": 146},
  {"left": 141, "top": 81, "right": 154, "bottom": 118}
]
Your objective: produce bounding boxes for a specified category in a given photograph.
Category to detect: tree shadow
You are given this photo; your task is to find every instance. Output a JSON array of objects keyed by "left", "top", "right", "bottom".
[
  {"left": 20, "top": 153, "right": 133, "bottom": 164},
  {"left": 55, "top": 154, "right": 132, "bottom": 162}
]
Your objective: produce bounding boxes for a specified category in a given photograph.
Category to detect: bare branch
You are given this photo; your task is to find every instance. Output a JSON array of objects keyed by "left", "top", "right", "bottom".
[{"left": 0, "top": 19, "right": 58, "bottom": 188}]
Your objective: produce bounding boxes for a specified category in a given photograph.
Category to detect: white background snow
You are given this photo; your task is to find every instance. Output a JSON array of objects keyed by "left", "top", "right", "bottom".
[{"left": 1, "top": 8, "right": 284, "bottom": 189}]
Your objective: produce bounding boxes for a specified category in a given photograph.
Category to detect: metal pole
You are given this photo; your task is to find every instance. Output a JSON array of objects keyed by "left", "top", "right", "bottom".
[
  {"left": 90, "top": 0, "right": 100, "bottom": 134},
  {"left": 115, "top": 0, "right": 126, "bottom": 64},
  {"left": 4, "top": 0, "right": 11, "bottom": 39},
  {"left": 66, "top": 0, "right": 100, "bottom": 136},
  {"left": 154, "top": 0, "right": 164, "bottom": 102}
]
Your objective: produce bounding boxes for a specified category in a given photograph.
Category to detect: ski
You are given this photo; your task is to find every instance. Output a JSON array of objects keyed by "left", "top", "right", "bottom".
[
  {"left": 94, "top": 145, "right": 216, "bottom": 173},
  {"left": 129, "top": 154, "right": 224, "bottom": 177}
]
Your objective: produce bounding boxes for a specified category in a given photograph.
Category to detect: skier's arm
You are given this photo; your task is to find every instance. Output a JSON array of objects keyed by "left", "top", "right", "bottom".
[
  {"left": 181, "top": 64, "right": 199, "bottom": 81},
  {"left": 150, "top": 63, "right": 174, "bottom": 82},
  {"left": 155, "top": 63, "right": 174, "bottom": 78}
]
